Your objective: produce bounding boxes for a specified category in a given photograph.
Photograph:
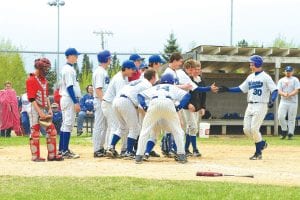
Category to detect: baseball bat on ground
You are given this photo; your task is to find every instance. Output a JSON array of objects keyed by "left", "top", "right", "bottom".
[{"left": 196, "top": 171, "right": 254, "bottom": 178}]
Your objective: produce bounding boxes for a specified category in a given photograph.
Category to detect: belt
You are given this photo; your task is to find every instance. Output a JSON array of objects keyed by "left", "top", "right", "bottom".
[
  {"left": 120, "top": 94, "right": 128, "bottom": 98},
  {"left": 152, "top": 96, "right": 172, "bottom": 100},
  {"left": 248, "top": 102, "right": 259, "bottom": 104}
]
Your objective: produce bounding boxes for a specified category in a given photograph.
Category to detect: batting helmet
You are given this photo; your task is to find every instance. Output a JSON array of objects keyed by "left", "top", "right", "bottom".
[
  {"left": 34, "top": 58, "right": 51, "bottom": 69},
  {"left": 160, "top": 73, "right": 175, "bottom": 84},
  {"left": 285, "top": 66, "right": 293, "bottom": 72},
  {"left": 97, "top": 50, "right": 112, "bottom": 63},
  {"left": 249, "top": 55, "right": 263, "bottom": 68}
]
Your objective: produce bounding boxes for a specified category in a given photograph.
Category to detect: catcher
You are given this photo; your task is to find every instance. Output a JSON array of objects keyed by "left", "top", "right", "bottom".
[{"left": 26, "top": 58, "right": 63, "bottom": 162}]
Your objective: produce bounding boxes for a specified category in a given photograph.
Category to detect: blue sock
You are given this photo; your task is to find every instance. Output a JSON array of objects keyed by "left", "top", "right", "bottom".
[
  {"left": 64, "top": 132, "right": 71, "bottom": 151},
  {"left": 255, "top": 141, "right": 262, "bottom": 154},
  {"left": 172, "top": 140, "right": 177, "bottom": 152},
  {"left": 59, "top": 131, "right": 64, "bottom": 151},
  {"left": 185, "top": 134, "right": 191, "bottom": 151},
  {"left": 166, "top": 133, "right": 172, "bottom": 153},
  {"left": 145, "top": 140, "right": 155, "bottom": 154},
  {"left": 126, "top": 137, "right": 136, "bottom": 153},
  {"left": 190, "top": 135, "right": 198, "bottom": 151},
  {"left": 111, "top": 134, "right": 121, "bottom": 148}
]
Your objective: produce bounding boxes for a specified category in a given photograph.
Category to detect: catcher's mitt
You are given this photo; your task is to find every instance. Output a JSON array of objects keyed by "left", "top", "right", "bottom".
[
  {"left": 39, "top": 115, "right": 52, "bottom": 128},
  {"left": 218, "top": 86, "right": 229, "bottom": 93}
]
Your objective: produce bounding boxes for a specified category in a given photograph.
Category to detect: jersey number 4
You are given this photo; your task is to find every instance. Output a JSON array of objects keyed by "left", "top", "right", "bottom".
[{"left": 253, "top": 88, "right": 262, "bottom": 96}]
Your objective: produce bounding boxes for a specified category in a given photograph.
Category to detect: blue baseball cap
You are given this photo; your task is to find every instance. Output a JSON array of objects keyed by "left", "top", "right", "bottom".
[
  {"left": 149, "top": 55, "right": 165, "bottom": 64},
  {"left": 285, "top": 66, "right": 293, "bottom": 72},
  {"left": 122, "top": 60, "right": 137, "bottom": 70},
  {"left": 65, "top": 48, "right": 81, "bottom": 56},
  {"left": 140, "top": 62, "right": 148, "bottom": 69},
  {"left": 97, "top": 50, "right": 111, "bottom": 63},
  {"left": 129, "top": 54, "right": 144, "bottom": 61}
]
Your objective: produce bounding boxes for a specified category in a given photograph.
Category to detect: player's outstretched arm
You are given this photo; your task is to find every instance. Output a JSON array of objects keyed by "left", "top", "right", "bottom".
[
  {"left": 137, "top": 94, "right": 148, "bottom": 111},
  {"left": 175, "top": 93, "right": 191, "bottom": 111},
  {"left": 218, "top": 86, "right": 242, "bottom": 93},
  {"left": 268, "top": 89, "right": 278, "bottom": 108}
]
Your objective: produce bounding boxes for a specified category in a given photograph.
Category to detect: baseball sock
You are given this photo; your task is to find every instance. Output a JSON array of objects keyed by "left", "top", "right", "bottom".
[
  {"left": 111, "top": 134, "right": 121, "bottom": 148},
  {"left": 190, "top": 135, "right": 197, "bottom": 151},
  {"left": 126, "top": 137, "right": 136, "bottom": 153},
  {"left": 172, "top": 141, "right": 177, "bottom": 152},
  {"left": 166, "top": 133, "right": 172, "bottom": 153},
  {"left": 255, "top": 141, "right": 263, "bottom": 155},
  {"left": 145, "top": 140, "right": 155, "bottom": 154},
  {"left": 185, "top": 134, "right": 191, "bottom": 151},
  {"left": 59, "top": 131, "right": 64, "bottom": 152},
  {"left": 64, "top": 132, "right": 71, "bottom": 151}
]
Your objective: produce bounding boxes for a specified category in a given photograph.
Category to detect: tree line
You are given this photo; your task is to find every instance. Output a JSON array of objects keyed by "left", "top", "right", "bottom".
[{"left": 0, "top": 33, "right": 298, "bottom": 95}]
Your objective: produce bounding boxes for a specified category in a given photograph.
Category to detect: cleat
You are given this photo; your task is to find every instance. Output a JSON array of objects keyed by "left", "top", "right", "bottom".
[
  {"left": 193, "top": 149, "right": 202, "bottom": 157},
  {"left": 280, "top": 135, "right": 286, "bottom": 139},
  {"left": 106, "top": 148, "right": 119, "bottom": 158},
  {"left": 149, "top": 150, "right": 160, "bottom": 157},
  {"left": 120, "top": 150, "right": 127, "bottom": 158},
  {"left": 143, "top": 153, "right": 150, "bottom": 161},
  {"left": 94, "top": 148, "right": 105, "bottom": 158},
  {"left": 175, "top": 154, "right": 188, "bottom": 164},
  {"left": 185, "top": 150, "right": 193, "bottom": 157},
  {"left": 288, "top": 134, "right": 293, "bottom": 140},
  {"left": 48, "top": 155, "right": 64, "bottom": 161},
  {"left": 135, "top": 155, "right": 143, "bottom": 164},
  {"left": 62, "top": 149, "right": 80, "bottom": 159},
  {"left": 249, "top": 153, "right": 262, "bottom": 160},
  {"left": 123, "top": 152, "right": 135, "bottom": 160},
  {"left": 32, "top": 157, "right": 46, "bottom": 162}
]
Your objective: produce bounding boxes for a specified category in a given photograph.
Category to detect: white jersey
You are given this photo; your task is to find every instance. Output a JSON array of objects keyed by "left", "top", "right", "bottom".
[
  {"left": 21, "top": 93, "right": 31, "bottom": 113},
  {"left": 117, "top": 79, "right": 152, "bottom": 106},
  {"left": 140, "top": 83, "right": 188, "bottom": 104},
  {"left": 59, "top": 64, "right": 81, "bottom": 98},
  {"left": 92, "top": 66, "right": 110, "bottom": 98},
  {"left": 239, "top": 71, "right": 277, "bottom": 103},
  {"left": 163, "top": 67, "right": 197, "bottom": 90},
  {"left": 278, "top": 76, "right": 300, "bottom": 104},
  {"left": 103, "top": 71, "right": 129, "bottom": 103}
]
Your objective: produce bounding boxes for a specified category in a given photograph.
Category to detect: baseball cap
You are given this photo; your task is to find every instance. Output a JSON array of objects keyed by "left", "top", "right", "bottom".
[
  {"left": 65, "top": 48, "right": 81, "bottom": 56},
  {"left": 129, "top": 54, "right": 144, "bottom": 61},
  {"left": 139, "top": 62, "right": 148, "bottom": 69},
  {"left": 122, "top": 60, "right": 137, "bottom": 70},
  {"left": 149, "top": 55, "right": 165, "bottom": 64},
  {"left": 285, "top": 66, "right": 293, "bottom": 72}
]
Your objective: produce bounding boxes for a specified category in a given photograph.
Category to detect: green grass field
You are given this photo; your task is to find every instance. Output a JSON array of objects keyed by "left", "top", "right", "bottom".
[{"left": 0, "top": 135, "right": 299, "bottom": 199}]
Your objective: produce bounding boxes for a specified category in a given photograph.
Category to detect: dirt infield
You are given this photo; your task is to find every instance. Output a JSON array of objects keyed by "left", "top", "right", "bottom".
[{"left": 0, "top": 143, "right": 300, "bottom": 186}]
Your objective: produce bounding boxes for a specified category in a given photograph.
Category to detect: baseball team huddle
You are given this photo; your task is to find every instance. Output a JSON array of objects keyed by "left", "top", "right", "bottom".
[{"left": 26, "top": 47, "right": 300, "bottom": 164}]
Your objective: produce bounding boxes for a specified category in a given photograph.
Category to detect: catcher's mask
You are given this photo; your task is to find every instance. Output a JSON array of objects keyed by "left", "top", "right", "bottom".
[{"left": 34, "top": 58, "right": 51, "bottom": 77}]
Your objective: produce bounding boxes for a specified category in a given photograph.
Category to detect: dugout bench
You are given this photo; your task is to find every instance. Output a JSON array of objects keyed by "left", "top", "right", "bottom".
[{"left": 201, "top": 119, "right": 274, "bottom": 135}]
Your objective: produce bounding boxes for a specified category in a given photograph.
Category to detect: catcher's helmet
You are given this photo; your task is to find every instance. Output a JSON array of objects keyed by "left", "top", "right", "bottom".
[
  {"left": 160, "top": 73, "right": 175, "bottom": 84},
  {"left": 97, "top": 50, "right": 112, "bottom": 63},
  {"left": 34, "top": 58, "right": 51, "bottom": 69},
  {"left": 249, "top": 55, "right": 263, "bottom": 68}
]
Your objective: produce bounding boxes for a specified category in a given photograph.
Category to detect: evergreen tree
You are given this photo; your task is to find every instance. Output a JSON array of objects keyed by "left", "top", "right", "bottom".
[
  {"left": 108, "top": 53, "right": 121, "bottom": 78},
  {"left": 46, "top": 66, "right": 57, "bottom": 94},
  {"left": 162, "top": 32, "right": 181, "bottom": 62},
  {"left": 272, "top": 34, "right": 297, "bottom": 48},
  {"left": 79, "top": 54, "right": 93, "bottom": 91},
  {"left": 237, "top": 39, "right": 249, "bottom": 47},
  {"left": 0, "top": 39, "right": 27, "bottom": 95}
]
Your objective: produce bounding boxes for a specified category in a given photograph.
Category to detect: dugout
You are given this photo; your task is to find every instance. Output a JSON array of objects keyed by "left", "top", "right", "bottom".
[{"left": 184, "top": 45, "right": 300, "bottom": 135}]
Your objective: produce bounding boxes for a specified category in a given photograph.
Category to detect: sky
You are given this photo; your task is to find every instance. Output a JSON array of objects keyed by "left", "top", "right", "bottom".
[{"left": 1, "top": 0, "right": 300, "bottom": 72}]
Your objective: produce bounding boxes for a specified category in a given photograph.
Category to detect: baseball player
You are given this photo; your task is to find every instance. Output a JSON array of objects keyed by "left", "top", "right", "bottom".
[
  {"left": 135, "top": 73, "right": 192, "bottom": 164},
  {"left": 92, "top": 50, "right": 111, "bottom": 158},
  {"left": 219, "top": 55, "right": 278, "bottom": 160},
  {"left": 102, "top": 60, "right": 136, "bottom": 157},
  {"left": 277, "top": 66, "right": 300, "bottom": 140},
  {"left": 111, "top": 69, "right": 157, "bottom": 159},
  {"left": 26, "top": 58, "right": 63, "bottom": 162},
  {"left": 58, "top": 48, "right": 81, "bottom": 159},
  {"left": 129, "top": 54, "right": 144, "bottom": 81}
]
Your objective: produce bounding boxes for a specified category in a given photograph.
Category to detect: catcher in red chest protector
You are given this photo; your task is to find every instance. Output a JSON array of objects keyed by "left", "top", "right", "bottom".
[{"left": 26, "top": 58, "right": 63, "bottom": 162}]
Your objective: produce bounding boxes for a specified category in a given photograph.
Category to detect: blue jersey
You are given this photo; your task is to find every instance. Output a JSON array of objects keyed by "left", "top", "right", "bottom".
[{"left": 79, "top": 94, "right": 94, "bottom": 112}]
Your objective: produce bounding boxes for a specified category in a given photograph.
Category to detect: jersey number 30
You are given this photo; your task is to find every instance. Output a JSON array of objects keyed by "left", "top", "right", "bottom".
[{"left": 253, "top": 88, "right": 262, "bottom": 96}]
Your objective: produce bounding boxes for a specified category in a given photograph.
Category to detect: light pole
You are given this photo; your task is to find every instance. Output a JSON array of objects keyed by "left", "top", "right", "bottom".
[
  {"left": 93, "top": 30, "right": 113, "bottom": 50},
  {"left": 48, "top": 0, "right": 65, "bottom": 81},
  {"left": 230, "top": 0, "right": 233, "bottom": 46}
]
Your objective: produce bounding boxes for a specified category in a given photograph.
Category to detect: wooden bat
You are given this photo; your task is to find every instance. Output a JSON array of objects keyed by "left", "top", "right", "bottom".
[{"left": 196, "top": 171, "right": 254, "bottom": 178}]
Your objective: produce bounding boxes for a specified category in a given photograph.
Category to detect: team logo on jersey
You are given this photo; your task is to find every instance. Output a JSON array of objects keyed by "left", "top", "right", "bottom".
[
  {"left": 248, "top": 81, "right": 263, "bottom": 89},
  {"left": 105, "top": 77, "right": 110, "bottom": 84}
]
